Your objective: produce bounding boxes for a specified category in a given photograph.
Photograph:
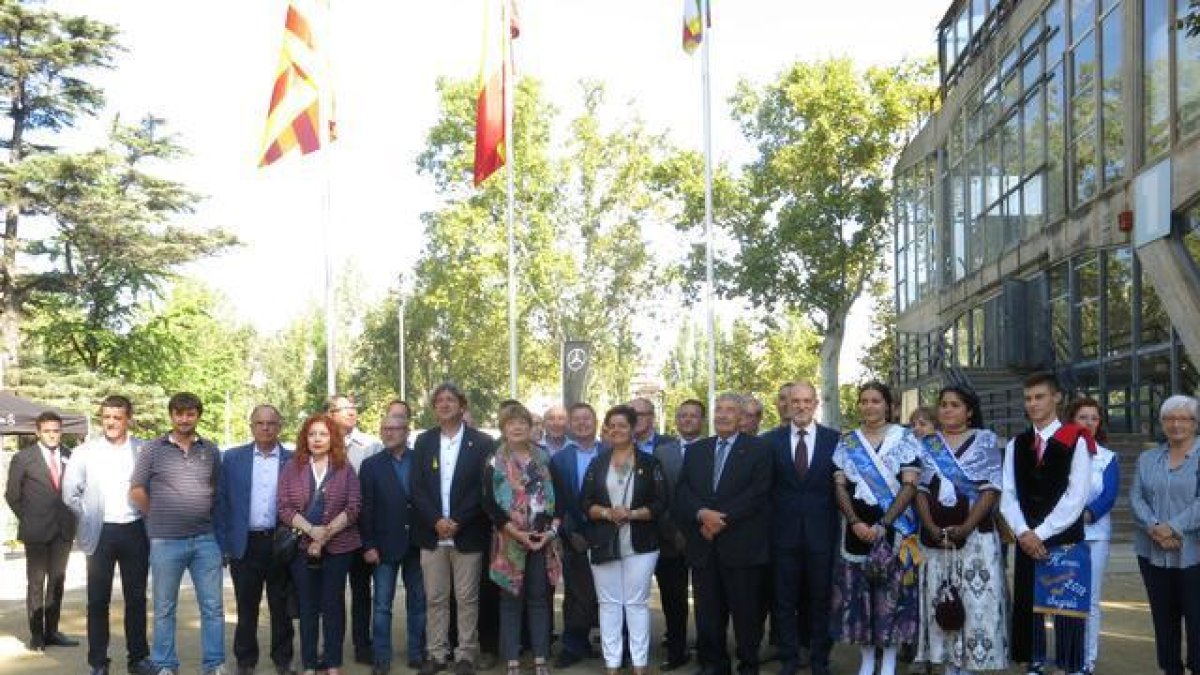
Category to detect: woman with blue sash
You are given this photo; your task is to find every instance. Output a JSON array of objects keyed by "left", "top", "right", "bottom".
[
  {"left": 831, "top": 382, "right": 922, "bottom": 675},
  {"left": 913, "top": 386, "right": 1008, "bottom": 674}
]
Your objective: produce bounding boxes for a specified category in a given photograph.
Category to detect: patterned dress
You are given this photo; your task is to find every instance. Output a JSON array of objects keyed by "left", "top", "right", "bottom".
[
  {"left": 830, "top": 425, "right": 923, "bottom": 648},
  {"left": 915, "top": 430, "right": 1010, "bottom": 671}
]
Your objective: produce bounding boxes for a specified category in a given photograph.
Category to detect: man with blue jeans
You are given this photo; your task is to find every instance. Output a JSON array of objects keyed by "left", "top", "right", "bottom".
[
  {"left": 129, "top": 392, "right": 226, "bottom": 675},
  {"left": 360, "top": 414, "right": 426, "bottom": 675}
]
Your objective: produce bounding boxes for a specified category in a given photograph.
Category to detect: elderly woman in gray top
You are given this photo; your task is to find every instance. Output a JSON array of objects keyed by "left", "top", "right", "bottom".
[{"left": 1131, "top": 394, "right": 1200, "bottom": 675}]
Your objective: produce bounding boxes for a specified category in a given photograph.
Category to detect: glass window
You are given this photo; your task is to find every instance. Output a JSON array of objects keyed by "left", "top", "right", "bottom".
[
  {"left": 1071, "top": 0, "right": 1097, "bottom": 44},
  {"left": 957, "top": 7, "right": 972, "bottom": 60},
  {"left": 952, "top": 167, "right": 967, "bottom": 280},
  {"left": 1138, "top": 352, "right": 1174, "bottom": 436},
  {"left": 1047, "top": 0, "right": 1067, "bottom": 64},
  {"left": 972, "top": 0, "right": 989, "bottom": 35},
  {"left": 1075, "top": 252, "right": 1100, "bottom": 360},
  {"left": 1183, "top": 203, "right": 1200, "bottom": 275},
  {"left": 1071, "top": 31, "right": 1098, "bottom": 205},
  {"left": 1105, "top": 247, "right": 1134, "bottom": 355},
  {"left": 1050, "top": 262, "right": 1072, "bottom": 363},
  {"left": 1140, "top": 256, "right": 1172, "bottom": 346},
  {"left": 1105, "top": 358, "right": 1133, "bottom": 433},
  {"left": 1143, "top": 0, "right": 1171, "bottom": 160},
  {"left": 1072, "top": 129, "right": 1098, "bottom": 205},
  {"left": 1178, "top": 0, "right": 1200, "bottom": 139},
  {"left": 970, "top": 305, "right": 986, "bottom": 367},
  {"left": 955, "top": 315, "right": 971, "bottom": 366},
  {"left": 1100, "top": 8, "right": 1124, "bottom": 184},
  {"left": 1046, "top": 61, "right": 1068, "bottom": 222},
  {"left": 1023, "top": 173, "right": 1046, "bottom": 237},
  {"left": 1024, "top": 86, "right": 1046, "bottom": 175}
]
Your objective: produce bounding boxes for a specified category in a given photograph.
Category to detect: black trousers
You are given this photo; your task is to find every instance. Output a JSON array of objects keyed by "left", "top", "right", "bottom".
[
  {"left": 693, "top": 560, "right": 764, "bottom": 675},
  {"left": 350, "top": 549, "right": 373, "bottom": 656},
  {"left": 231, "top": 532, "right": 295, "bottom": 669},
  {"left": 655, "top": 553, "right": 691, "bottom": 662},
  {"left": 561, "top": 546, "right": 598, "bottom": 657},
  {"left": 87, "top": 521, "right": 150, "bottom": 668},
  {"left": 1139, "top": 557, "right": 1200, "bottom": 675},
  {"left": 772, "top": 546, "right": 833, "bottom": 669},
  {"left": 25, "top": 535, "right": 72, "bottom": 643}
]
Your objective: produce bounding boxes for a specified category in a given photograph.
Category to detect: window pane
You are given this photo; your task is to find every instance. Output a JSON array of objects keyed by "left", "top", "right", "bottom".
[
  {"left": 1076, "top": 252, "right": 1100, "bottom": 360},
  {"left": 1143, "top": 0, "right": 1171, "bottom": 159},
  {"left": 1184, "top": 204, "right": 1200, "bottom": 275},
  {"left": 1003, "top": 112, "right": 1022, "bottom": 193},
  {"left": 1140, "top": 256, "right": 1172, "bottom": 346},
  {"left": 1047, "top": 0, "right": 1067, "bottom": 64},
  {"left": 1072, "top": 129, "right": 1098, "bottom": 204},
  {"left": 1050, "top": 263, "right": 1071, "bottom": 363},
  {"left": 972, "top": 0, "right": 989, "bottom": 34},
  {"left": 1024, "top": 172, "right": 1046, "bottom": 237},
  {"left": 1046, "top": 61, "right": 1067, "bottom": 221},
  {"left": 952, "top": 166, "right": 967, "bottom": 280},
  {"left": 1178, "top": 0, "right": 1200, "bottom": 139},
  {"left": 1071, "top": 0, "right": 1097, "bottom": 44},
  {"left": 1071, "top": 31, "right": 1097, "bottom": 133},
  {"left": 1105, "top": 247, "right": 1133, "bottom": 354},
  {"left": 1101, "top": 10, "right": 1125, "bottom": 184}
]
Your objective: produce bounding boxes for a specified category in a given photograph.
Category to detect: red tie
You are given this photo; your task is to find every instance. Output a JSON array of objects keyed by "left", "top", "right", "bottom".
[
  {"left": 1034, "top": 434, "right": 1044, "bottom": 464},
  {"left": 47, "top": 449, "right": 60, "bottom": 491}
]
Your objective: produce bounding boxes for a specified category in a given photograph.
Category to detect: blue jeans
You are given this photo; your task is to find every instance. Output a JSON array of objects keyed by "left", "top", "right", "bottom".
[
  {"left": 292, "top": 551, "right": 352, "bottom": 670},
  {"left": 149, "top": 534, "right": 225, "bottom": 672},
  {"left": 373, "top": 550, "right": 427, "bottom": 666}
]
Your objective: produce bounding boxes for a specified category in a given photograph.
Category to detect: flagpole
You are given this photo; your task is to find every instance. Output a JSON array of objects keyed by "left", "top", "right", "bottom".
[
  {"left": 504, "top": 0, "right": 518, "bottom": 399},
  {"left": 322, "top": 151, "right": 336, "bottom": 397},
  {"left": 701, "top": 0, "right": 716, "bottom": 434}
]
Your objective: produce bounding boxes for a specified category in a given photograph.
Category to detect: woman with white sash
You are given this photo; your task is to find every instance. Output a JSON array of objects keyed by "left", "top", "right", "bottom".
[
  {"left": 1066, "top": 396, "right": 1119, "bottom": 675},
  {"left": 831, "top": 381, "right": 923, "bottom": 675},
  {"left": 913, "top": 386, "right": 1009, "bottom": 674}
]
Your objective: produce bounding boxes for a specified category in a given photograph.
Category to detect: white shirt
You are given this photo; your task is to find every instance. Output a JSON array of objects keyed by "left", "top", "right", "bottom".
[
  {"left": 790, "top": 421, "right": 818, "bottom": 462},
  {"left": 346, "top": 427, "right": 383, "bottom": 473},
  {"left": 249, "top": 444, "right": 282, "bottom": 531},
  {"left": 97, "top": 437, "right": 139, "bottom": 524},
  {"left": 438, "top": 424, "right": 464, "bottom": 544},
  {"left": 1000, "top": 419, "right": 1093, "bottom": 542}
]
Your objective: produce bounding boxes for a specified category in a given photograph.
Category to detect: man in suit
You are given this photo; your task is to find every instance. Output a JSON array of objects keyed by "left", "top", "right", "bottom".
[
  {"left": 630, "top": 397, "right": 690, "bottom": 671},
  {"left": 550, "top": 402, "right": 604, "bottom": 668},
  {"left": 773, "top": 384, "right": 795, "bottom": 430},
  {"left": 62, "top": 395, "right": 156, "bottom": 675},
  {"left": 764, "top": 381, "right": 840, "bottom": 675},
  {"left": 411, "top": 383, "right": 495, "bottom": 675},
  {"left": 6, "top": 411, "right": 79, "bottom": 653},
  {"left": 739, "top": 397, "right": 764, "bottom": 437},
  {"left": 215, "top": 405, "right": 296, "bottom": 675},
  {"left": 674, "top": 393, "right": 772, "bottom": 675},
  {"left": 360, "top": 413, "right": 426, "bottom": 675}
]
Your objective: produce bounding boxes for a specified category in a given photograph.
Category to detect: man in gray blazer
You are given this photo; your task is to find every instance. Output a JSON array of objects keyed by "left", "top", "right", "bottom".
[{"left": 62, "top": 395, "right": 156, "bottom": 675}]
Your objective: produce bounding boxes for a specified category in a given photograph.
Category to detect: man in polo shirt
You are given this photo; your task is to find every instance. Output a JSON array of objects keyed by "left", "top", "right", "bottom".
[
  {"left": 129, "top": 392, "right": 226, "bottom": 675},
  {"left": 328, "top": 393, "right": 383, "bottom": 665}
]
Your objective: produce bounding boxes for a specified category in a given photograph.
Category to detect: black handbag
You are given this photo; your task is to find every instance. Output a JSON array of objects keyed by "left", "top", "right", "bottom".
[
  {"left": 933, "top": 546, "right": 966, "bottom": 632},
  {"left": 272, "top": 468, "right": 327, "bottom": 566}
]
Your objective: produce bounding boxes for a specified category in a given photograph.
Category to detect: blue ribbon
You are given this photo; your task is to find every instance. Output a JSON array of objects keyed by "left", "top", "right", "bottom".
[
  {"left": 925, "top": 434, "right": 980, "bottom": 503},
  {"left": 842, "top": 432, "right": 917, "bottom": 537}
]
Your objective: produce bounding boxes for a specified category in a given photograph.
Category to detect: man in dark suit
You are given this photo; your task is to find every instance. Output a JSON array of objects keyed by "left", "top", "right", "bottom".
[
  {"left": 674, "top": 393, "right": 772, "bottom": 675},
  {"left": 411, "top": 383, "right": 496, "bottom": 675},
  {"left": 550, "top": 402, "right": 605, "bottom": 668},
  {"left": 5, "top": 411, "right": 79, "bottom": 651},
  {"left": 631, "top": 397, "right": 691, "bottom": 671},
  {"left": 215, "top": 405, "right": 296, "bottom": 675},
  {"left": 764, "top": 381, "right": 840, "bottom": 675},
  {"left": 361, "top": 413, "right": 425, "bottom": 675}
]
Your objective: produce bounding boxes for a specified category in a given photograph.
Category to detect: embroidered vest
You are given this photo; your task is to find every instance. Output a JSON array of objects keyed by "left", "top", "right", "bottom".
[{"left": 1012, "top": 426, "right": 1086, "bottom": 546}]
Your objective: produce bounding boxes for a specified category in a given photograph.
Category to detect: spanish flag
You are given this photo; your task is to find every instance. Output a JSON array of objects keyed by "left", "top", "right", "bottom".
[
  {"left": 259, "top": 0, "right": 336, "bottom": 167},
  {"left": 683, "top": 0, "right": 706, "bottom": 54},
  {"left": 474, "top": 0, "right": 519, "bottom": 186}
]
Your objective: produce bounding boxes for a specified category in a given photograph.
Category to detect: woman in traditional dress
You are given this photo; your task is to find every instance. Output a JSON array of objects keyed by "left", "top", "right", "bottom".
[
  {"left": 913, "top": 385, "right": 1009, "bottom": 674},
  {"left": 831, "top": 381, "right": 923, "bottom": 675},
  {"left": 482, "top": 402, "right": 562, "bottom": 675},
  {"left": 1066, "top": 397, "right": 1118, "bottom": 675}
]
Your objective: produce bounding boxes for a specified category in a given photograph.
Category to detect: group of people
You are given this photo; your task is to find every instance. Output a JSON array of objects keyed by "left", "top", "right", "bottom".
[{"left": 3, "top": 374, "right": 1198, "bottom": 675}]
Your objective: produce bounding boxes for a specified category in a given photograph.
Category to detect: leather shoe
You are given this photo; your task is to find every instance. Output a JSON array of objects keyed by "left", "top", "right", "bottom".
[
  {"left": 44, "top": 631, "right": 79, "bottom": 646},
  {"left": 357, "top": 651, "right": 376, "bottom": 665},
  {"left": 236, "top": 667, "right": 255, "bottom": 675},
  {"left": 91, "top": 666, "right": 110, "bottom": 675},
  {"left": 554, "top": 652, "right": 583, "bottom": 669},
  {"left": 795, "top": 648, "right": 810, "bottom": 669},
  {"left": 811, "top": 665, "right": 832, "bottom": 675},
  {"left": 129, "top": 659, "right": 159, "bottom": 675},
  {"left": 660, "top": 654, "right": 691, "bottom": 671},
  {"left": 27, "top": 637, "right": 45, "bottom": 652}
]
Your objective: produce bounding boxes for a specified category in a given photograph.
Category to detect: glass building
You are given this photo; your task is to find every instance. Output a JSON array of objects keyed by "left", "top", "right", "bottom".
[{"left": 892, "top": 0, "right": 1200, "bottom": 441}]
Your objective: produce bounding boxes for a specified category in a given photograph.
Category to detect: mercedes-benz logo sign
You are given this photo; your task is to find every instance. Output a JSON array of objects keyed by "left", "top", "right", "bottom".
[{"left": 566, "top": 348, "right": 587, "bottom": 372}]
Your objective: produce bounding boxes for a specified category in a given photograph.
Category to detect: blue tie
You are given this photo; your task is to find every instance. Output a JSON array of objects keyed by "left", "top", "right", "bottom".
[{"left": 713, "top": 439, "right": 730, "bottom": 491}]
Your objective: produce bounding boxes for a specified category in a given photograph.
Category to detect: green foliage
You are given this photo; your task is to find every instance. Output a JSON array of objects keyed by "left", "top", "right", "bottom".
[
  {"left": 12, "top": 116, "right": 238, "bottom": 373},
  {"left": 1182, "top": 1, "right": 1199, "bottom": 36},
  {"left": 14, "top": 364, "right": 171, "bottom": 439}
]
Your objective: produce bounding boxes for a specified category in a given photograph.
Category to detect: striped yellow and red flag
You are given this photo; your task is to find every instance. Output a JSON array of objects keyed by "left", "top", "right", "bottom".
[
  {"left": 683, "top": 0, "right": 707, "bottom": 54},
  {"left": 259, "top": 0, "right": 336, "bottom": 167},
  {"left": 474, "top": 0, "right": 519, "bottom": 186}
]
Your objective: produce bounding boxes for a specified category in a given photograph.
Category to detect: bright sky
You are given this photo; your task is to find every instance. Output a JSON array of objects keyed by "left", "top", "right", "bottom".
[{"left": 50, "top": 0, "right": 949, "bottom": 380}]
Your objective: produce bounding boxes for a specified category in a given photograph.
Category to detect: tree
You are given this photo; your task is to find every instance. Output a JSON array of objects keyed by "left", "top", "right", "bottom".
[
  {"left": 0, "top": 1, "right": 121, "bottom": 375},
  {"left": 1183, "top": 1, "right": 1199, "bottom": 36},
  {"left": 666, "top": 58, "right": 937, "bottom": 427},
  {"left": 12, "top": 115, "right": 237, "bottom": 373}
]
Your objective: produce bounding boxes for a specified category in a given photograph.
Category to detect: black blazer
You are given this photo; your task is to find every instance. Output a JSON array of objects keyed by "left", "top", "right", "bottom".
[
  {"left": 359, "top": 450, "right": 417, "bottom": 562},
  {"left": 673, "top": 433, "right": 772, "bottom": 569},
  {"left": 764, "top": 423, "right": 841, "bottom": 552},
  {"left": 5, "top": 444, "right": 77, "bottom": 544},
  {"left": 580, "top": 449, "right": 669, "bottom": 564},
  {"left": 410, "top": 425, "right": 496, "bottom": 552}
]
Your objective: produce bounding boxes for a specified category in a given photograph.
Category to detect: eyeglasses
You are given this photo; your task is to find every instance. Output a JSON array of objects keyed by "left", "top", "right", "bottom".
[
  {"left": 1163, "top": 416, "right": 1197, "bottom": 424},
  {"left": 635, "top": 412, "right": 653, "bottom": 418},
  {"left": 382, "top": 426, "right": 410, "bottom": 432}
]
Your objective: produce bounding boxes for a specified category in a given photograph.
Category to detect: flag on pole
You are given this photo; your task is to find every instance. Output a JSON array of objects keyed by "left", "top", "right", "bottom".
[
  {"left": 259, "top": 0, "right": 336, "bottom": 167},
  {"left": 474, "top": 0, "right": 519, "bottom": 186},
  {"left": 682, "top": 0, "right": 707, "bottom": 54}
]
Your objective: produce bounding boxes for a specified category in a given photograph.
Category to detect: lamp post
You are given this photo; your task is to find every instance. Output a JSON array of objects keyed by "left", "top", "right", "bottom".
[{"left": 397, "top": 274, "right": 408, "bottom": 402}]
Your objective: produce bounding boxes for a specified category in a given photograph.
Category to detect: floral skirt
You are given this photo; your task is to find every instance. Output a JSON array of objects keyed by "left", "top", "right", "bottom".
[
  {"left": 915, "top": 529, "right": 1010, "bottom": 670},
  {"left": 830, "top": 547, "right": 919, "bottom": 647}
]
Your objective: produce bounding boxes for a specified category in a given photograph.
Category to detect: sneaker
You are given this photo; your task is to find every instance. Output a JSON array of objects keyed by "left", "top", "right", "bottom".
[
  {"left": 454, "top": 660, "right": 476, "bottom": 675},
  {"left": 477, "top": 653, "right": 498, "bottom": 671},
  {"left": 419, "top": 659, "right": 449, "bottom": 675},
  {"left": 156, "top": 669, "right": 176, "bottom": 675},
  {"left": 129, "top": 661, "right": 158, "bottom": 675},
  {"left": 204, "top": 666, "right": 229, "bottom": 675}
]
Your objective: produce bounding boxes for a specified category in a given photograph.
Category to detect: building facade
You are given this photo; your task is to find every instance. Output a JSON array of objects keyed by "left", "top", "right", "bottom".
[{"left": 892, "top": 0, "right": 1200, "bottom": 440}]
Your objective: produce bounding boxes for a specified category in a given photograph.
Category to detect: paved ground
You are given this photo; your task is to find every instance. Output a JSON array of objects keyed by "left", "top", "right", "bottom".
[{"left": 0, "top": 547, "right": 1161, "bottom": 675}]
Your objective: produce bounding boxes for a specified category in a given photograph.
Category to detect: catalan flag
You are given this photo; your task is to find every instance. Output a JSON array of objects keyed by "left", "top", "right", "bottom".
[
  {"left": 474, "top": 0, "right": 519, "bottom": 186},
  {"left": 259, "top": 0, "right": 335, "bottom": 167},
  {"left": 683, "top": 0, "right": 707, "bottom": 54}
]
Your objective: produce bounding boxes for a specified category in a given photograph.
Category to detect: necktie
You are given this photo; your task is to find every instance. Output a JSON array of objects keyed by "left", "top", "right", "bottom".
[
  {"left": 713, "top": 439, "right": 730, "bottom": 491},
  {"left": 1034, "top": 433, "right": 1044, "bottom": 464},
  {"left": 47, "top": 448, "right": 60, "bottom": 491},
  {"left": 794, "top": 429, "right": 809, "bottom": 478}
]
